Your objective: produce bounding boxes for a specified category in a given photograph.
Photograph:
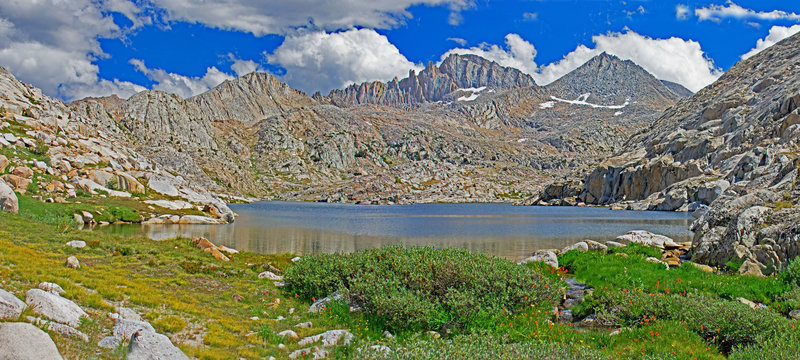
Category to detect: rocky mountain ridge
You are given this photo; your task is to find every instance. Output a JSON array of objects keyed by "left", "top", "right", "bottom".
[
  {"left": 322, "top": 53, "right": 537, "bottom": 107},
  {"left": 2, "top": 50, "right": 693, "bottom": 212}
]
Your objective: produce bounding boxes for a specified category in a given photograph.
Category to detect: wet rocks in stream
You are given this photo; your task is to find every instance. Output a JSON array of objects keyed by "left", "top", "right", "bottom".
[{"left": 557, "top": 278, "right": 592, "bottom": 324}]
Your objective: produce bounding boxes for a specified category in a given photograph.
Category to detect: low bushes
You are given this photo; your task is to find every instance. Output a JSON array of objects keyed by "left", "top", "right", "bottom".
[
  {"left": 347, "top": 330, "right": 603, "bottom": 360},
  {"left": 578, "top": 288, "right": 790, "bottom": 353},
  {"left": 284, "top": 246, "right": 563, "bottom": 332}
]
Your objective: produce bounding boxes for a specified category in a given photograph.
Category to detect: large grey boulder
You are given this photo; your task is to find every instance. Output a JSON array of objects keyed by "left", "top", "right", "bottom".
[
  {"left": 176, "top": 215, "right": 226, "bottom": 224},
  {"left": 0, "top": 177, "right": 18, "bottom": 214},
  {"left": 0, "top": 289, "right": 26, "bottom": 319},
  {"left": 518, "top": 250, "right": 559, "bottom": 268},
  {"left": 562, "top": 241, "right": 589, "bottom": 253},
  {"left": 616, "top": 230, "right": 677, "bottom": 248},
  {"left": 127, "top": 330, "right": 189, "bottom": 360},
  {"left": 0, "top": 322, "right": 63, "bottom": 360},
  {"left": 25, "top": 289, "right": 88, "bottom": 327}
]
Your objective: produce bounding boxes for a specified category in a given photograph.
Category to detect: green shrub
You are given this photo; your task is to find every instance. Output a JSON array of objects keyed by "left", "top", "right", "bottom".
[
  {"left": 779, "top": 257, "right": 800, "bottom": 288},
  {"left": 74, "top": 188, "right": 91, "bottom": 198},
  {"left": 725, "top": 258, "right": 744, "bottom": 273},
  {"left": 730, "top": 323, "right": 800, "bottom": 360},
  {"left": 284, "top": 246, "right": 563, "bottom": 332},
  {"left": 256, "top": 324, "right": 282, "bottom": 344}
]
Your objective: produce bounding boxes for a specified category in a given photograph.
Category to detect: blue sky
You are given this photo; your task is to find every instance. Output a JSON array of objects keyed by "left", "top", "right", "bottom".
[{"left": 1, "top": 0, "right": 800, "bottom": 101}]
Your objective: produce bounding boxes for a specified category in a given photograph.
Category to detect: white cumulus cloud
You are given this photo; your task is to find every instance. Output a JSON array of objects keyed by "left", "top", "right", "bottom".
[
  {"left": 741, "top": 24, "right": 800, "bottom": 60},
  {"left": 149, "top": 0, "right": 474, "bottom": 36},
  {"left": 696, "top": 2, "right": 800, "bottom": 22},
  {"left": 267, "top": 29, "right": 422, "bottom": 95},
  {"left": 130, "top": 59, "right": 234, "bottom": 98},
  {"left": 0, "top": 0, "right": 149, "bottom": 101}
]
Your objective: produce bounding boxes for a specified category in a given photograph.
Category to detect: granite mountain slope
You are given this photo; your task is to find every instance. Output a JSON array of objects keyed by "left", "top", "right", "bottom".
[
  {"left": 0, "top": 67, "right": 236, "bottom": 223},
  {"left": 534, "top": 32, "right": 800, "bottom": 276},
  {"left": 66, "top": 53, "right": 687, "bottom": 204}
]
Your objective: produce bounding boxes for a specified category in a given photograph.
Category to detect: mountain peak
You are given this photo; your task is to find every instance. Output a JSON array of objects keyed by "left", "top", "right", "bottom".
[
  {"left": 325, "top": 53, "right": 536, "bottom": 107},
  {"left": 545, "top": 52, "right": 683, "bottom": 106}
]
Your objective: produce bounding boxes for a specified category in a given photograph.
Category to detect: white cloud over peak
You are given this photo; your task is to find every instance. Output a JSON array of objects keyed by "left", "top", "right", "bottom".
[
  {"left": 696, "top": 2, "right": 800, "bottom": 22},
  {"left": 443, "top": 34, "right": 538, "bottom": 76},
  {"left": 540, "top": 31, "right": 722, "bottom": 92},
  {"left": 149, "top": 0, "right": 474, "bottom": 36},
  {"left": 130, "top": 59, "right": 234, "bottom": 98},
  {"left": 0, "top": 0, "right": 148, "bottom": 101},
  {"left": 741, "top": 24, "right": 800, "bottom": 60},
  {"left": 267, "top": 29, "right": 422, "bottom": 95},
  {"left": 443, "top": 31, "right": 721, "bottom": 92},
  {"left": 228, "top": 54, "right": 265, "bottom": 77}
]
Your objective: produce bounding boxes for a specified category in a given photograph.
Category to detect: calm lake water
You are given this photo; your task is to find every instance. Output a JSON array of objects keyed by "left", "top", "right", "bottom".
[{"left": 101, "top": 201, "right": 694, "bottom": 260}]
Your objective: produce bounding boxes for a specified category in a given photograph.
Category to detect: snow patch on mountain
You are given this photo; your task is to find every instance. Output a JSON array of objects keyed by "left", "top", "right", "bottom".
[{"left": 551, "top": 93, "right": 630, "bottom": 109}]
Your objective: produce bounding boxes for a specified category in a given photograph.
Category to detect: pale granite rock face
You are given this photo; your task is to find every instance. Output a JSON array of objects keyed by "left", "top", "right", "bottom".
[{"left": 0, "top": 322, "right": 63, "bottom": 360}]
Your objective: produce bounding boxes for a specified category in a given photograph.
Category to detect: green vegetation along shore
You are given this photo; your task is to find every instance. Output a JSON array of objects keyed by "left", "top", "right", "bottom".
[{"left": 0, "top": 194, "right": 799, "bottom": 359}]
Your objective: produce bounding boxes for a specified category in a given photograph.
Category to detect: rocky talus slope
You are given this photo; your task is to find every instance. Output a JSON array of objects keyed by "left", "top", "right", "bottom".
[
  {"left": 533, "top": 32, "right": 800, "bottom": 276},
  {"left": 0, "top": 66, "right": 235, "bottom": 223}
]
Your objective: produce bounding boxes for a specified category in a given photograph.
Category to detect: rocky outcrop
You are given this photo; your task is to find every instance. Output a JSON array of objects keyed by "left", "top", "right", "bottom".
[
  {"left": 325, "top": 53, "right": 536, "bottom": 107},
  {"left": 691, "top": 188, "right": 799, "bottom": 276}
]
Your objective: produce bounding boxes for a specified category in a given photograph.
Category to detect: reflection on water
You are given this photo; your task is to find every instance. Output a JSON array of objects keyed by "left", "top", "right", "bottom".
[{"left": 99, "top": 201, "right": 694, "bottom": 260}]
